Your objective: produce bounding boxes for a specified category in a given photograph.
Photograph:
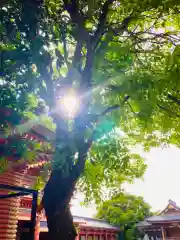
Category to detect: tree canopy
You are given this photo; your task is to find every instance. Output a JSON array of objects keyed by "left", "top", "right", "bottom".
[
  {"left": 97, "top": 193, "right": 152, "bottom": 240},
  {"left": 1, "top": 0, "right": 180, "bottom": 202}
]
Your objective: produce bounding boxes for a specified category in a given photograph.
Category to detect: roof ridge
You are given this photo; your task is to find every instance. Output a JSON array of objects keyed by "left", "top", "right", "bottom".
[
  {"left": 158, "top": 199, "right": 180, "bottom": 215},
  {"left": 73, "top": 215, "right": 110, "bottom": 222}
]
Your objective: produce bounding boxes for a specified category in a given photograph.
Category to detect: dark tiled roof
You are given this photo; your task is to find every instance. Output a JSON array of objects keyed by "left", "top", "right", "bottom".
[
  {"left": 137, "top": 200, "right": 180, "bottom": 229},
  {"left": 73, "top": 216, "right": 119, "bottom": 230},
  {"left": 19, "top": 209, "right": 119, "bottom": 231},
  {"left": 146, "top": 215, "right": 180, "bottom": 222},
  {"left": 137, "top": 220, "right": 152, "bottom": 228},
  {"left": 137, "top": 215, "right": 180, "bottom": 228},
  {"left": 40, "top": 216, "right": 119, "bottom": 230}
]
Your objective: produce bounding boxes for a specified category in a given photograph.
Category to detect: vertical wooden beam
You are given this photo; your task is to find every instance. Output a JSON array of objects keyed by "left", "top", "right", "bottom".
[
  {"left": 76, "top": 233, "right": 79, "bottom": 240},
  {"left": 35, "top": 215, "right": 40, "bottom": 240},
  {"left": 30, "top": 191, "right": 38, "bottom": 240},
  {"left": 105, "top": 233, "right": 108, "bottom": 240},
  {"left": 161, "top": 226, "right": 165, "bottom": 240}
]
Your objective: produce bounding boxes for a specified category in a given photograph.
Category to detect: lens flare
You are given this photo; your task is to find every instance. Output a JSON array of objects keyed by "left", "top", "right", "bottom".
[{"left": 61, "top": 92, "right": 80, "bottom": 118}]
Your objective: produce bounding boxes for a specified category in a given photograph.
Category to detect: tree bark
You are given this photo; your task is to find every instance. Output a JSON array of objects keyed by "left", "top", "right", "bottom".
[{"left": 42, "top": 169, "right": 77, "bottom": 240}]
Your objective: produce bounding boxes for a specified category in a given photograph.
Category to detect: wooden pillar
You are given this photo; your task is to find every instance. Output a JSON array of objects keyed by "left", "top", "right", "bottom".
[
  {"left": 76, "top": 235, "right": 79, "bottom": 240},
  {"left": 161, "top": 226, "right": 165, "bottom": 240},
  {"left": 0, "top": 171, "right": 26, "bottom": 240},
  {"left": 75, "top": 225, "right": 80, "bottom": 240},
  {"left": 105, "top": 233, "right": 108, "bottom": 240},
  {"left": 35, "top": 215, "right": 40, "bottom": 240}
]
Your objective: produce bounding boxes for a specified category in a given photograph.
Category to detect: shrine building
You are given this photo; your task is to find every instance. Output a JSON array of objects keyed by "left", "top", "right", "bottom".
[{"left": 137, "top": 199, "right": 180, "bottom": 239}]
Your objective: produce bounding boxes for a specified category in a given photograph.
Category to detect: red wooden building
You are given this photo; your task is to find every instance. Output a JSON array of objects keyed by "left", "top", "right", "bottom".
[
  {"left": 0, "top": 109, "right": 119, "bottom": 240},
  {"left": 137, "top": 200, "right": 180, "bottom": 239}
]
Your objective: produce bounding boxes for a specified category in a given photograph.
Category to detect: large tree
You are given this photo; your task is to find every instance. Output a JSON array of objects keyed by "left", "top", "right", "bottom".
[
  {"left": 1, "top": 0, "right": 180, "bottom": 239},
  {"left": 97, "top": 193, "right": 152, "bottom": 240}
]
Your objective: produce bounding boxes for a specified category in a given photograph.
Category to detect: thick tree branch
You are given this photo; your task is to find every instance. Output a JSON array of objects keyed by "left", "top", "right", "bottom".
[
  {"left": 63, "top": 0, "right": 79, "bottom": 23},
  {"left": 63, "top": 0, "right": 89, "bottom": 86},
  {"left": 82, "top": 41, "right": 93, "bottom": 88},
  {"left": 71, "top": 95, "right": 130, "bottom": 179},
  {"left": 65, "top": 39, "right": 83, "bottom": 85},
  {"left": 90, "top": 95, "right": 130, "bottom": 140},
  {"left": 72, "top": 39, "right": 83, "bottom": 72},
  {"left": 71, "top": 142, "right": 89, "bottom": 181},
  {"left": 95, "top": 14, "right": 134, "bottom": 54},
  {"left": 40, "top": 69, "right": 55, "bottom": 108},
  {"left": 92, "top": 0, "right": 114, "bottom": 49}
]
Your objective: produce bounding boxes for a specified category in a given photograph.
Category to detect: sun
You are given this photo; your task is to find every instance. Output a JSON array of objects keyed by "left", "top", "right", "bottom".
[{"left": 61, "top": 92, "right": 80, "bottom": 118}]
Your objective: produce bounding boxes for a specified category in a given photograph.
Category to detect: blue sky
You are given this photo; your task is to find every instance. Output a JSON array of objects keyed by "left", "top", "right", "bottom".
[{"left": 71, "top": 146, "right": 180, "bottom": 217}]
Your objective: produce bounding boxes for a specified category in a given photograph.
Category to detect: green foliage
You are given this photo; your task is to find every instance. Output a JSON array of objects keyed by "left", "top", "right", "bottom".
[
  {"left": 97, "top": 193, "right": 152, "bottom": 240},
  {"left": 79, "top": 135, "right": 146, "bottom": 203},
  {"left": 0, "top": 157, "right": 9, "bottom": 174},
  {"left": 33, "top": 176, "right": 46, "bottom": 191}
]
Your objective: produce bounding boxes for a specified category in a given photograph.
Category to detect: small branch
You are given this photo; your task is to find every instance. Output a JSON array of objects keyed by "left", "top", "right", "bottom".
[
  {"left": 61, "top": 28, "right": 68, "bottom": 66},
  {"left": 168, "top": 94, "right": 180, "bottom": 106},
  {"left": 120, "top": 95, "right": 131, "bottom": 105},
  {"left": 88, "top": 96, "right": 130, "bottom": 124},
  {"left": 157, "top": 103, "right": 180, "bottom": 118},
  {"left": 129, "top": 30, "right": 180, "bottom": 47},
  {"left": 101, "top": 105, "right": 120, "bottom": 116},
  {"left": 112, "top": 13, "right": 134, "bottom": 36},
  {"left": 106, "top": 84, "right": 122, "bottom": 92},
  {"left": 89, "top": 95, "right": 130, "bottom": 141},
  {"left": 101, "top": 96, "right": 130, "bottom": 116},
  {"left": 127, "top": 102, "right": 138, "bottom": 115},
  {"left": 133, "top": 31, "right": 179, "bottom": 38}
]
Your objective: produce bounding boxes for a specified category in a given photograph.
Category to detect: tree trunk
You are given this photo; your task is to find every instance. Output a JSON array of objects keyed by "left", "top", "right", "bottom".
[
  {"left": 46, "top": 207, "right": 77, "bottom": 239},
  {"left": 42, "top": 169, "right": 77, "bottom": 240}
]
